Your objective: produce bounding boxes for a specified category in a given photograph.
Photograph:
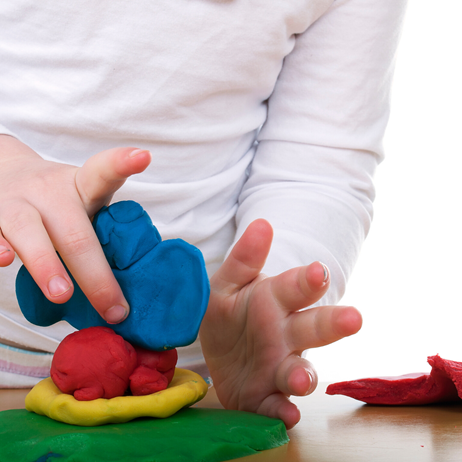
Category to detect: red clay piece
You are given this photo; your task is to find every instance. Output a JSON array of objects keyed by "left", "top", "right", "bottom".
[
  {"left": 326, "top": 355, "right": 462, "bottom": 405},
  {"left": 51, "top": 326, "right": 137, "bottom": 401},
  {"left": 51, "top": 326, "right": 179, "bottom": 400},
  {"left": 129, "top": 346, "right": 178, "bottom": 396}
]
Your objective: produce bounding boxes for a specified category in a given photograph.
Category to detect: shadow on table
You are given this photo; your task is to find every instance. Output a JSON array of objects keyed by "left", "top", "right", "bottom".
[{"left": 326, "top": 401, "right": 462, "bottom": 462}]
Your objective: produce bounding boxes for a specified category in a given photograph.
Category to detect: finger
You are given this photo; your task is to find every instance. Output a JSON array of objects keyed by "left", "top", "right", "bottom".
[
  {"left": 211, "top": 219, "right": 273, "bottom": 294},
  {"left": 274, "top": 355, "right": 318, "bottom": 397},
  {"left": 45, "top": 204, "right": 129, "bottom": 323},
  {"left": 287, "top": 305, "right": 363, "bottom": 351},
  {"left": 270, "top": 261, "right": 330, "bottom": 312},
  {"left": 76, "top": 147, "right": 152, "bottom": 217},
  {"left": 0, "top": 229, "right": 15, "bottom": 267},
  {"left": 0, "top": 202, "right": 73, "bottom": 303},
  {"left": 256, "top": 393, "right": 301, "bottom": 430}
]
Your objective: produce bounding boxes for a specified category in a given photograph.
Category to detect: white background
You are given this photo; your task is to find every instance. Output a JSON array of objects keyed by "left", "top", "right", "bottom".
[{"left": 309, "top": 0, "right": 462, "bottom": 382}]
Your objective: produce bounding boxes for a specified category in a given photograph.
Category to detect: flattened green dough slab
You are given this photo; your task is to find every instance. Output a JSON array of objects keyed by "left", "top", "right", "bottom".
[{"left": 0, "top": 408, "right": 289, "bottom": 462}]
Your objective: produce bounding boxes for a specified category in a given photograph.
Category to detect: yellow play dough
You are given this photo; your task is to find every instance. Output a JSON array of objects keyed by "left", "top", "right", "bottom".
[{"left": 25, "top": 368, "right": 208, "bottom": 426}]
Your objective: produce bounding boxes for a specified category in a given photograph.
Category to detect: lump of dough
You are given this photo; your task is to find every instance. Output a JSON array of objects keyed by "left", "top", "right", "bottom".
[
  {"left": 16, "top": 200, "right": 210, "bottom": 351},
  {"left": 51, "top": 326, "right": 179, "bottom": 400},
  {"left": 129, "top": 346, "right": 178, "bottom": 396},
  {"left": 326, "top": 355, "right": 462, "bottom": 405},
  {"left": 51, "top": 327, "right": 137, "bottom": 400}
]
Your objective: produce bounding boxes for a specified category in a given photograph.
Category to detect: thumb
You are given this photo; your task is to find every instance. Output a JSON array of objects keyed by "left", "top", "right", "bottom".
[
  {"left": 211, "top": 219, "right": 273, "bottom": 294},
  {"left": 75, "top": 147, "right": 151, "bottom": 217}
]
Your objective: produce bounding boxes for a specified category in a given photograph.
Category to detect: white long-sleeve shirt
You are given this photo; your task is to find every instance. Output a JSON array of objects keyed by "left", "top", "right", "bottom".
[{"left": 0, "top": 0, "right": 407, "bottom": 384}]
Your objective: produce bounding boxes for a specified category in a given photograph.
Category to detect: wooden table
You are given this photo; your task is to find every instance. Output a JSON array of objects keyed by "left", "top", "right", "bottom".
[{"left": 1, "top": 383, "right": 462, "bottom": 461}]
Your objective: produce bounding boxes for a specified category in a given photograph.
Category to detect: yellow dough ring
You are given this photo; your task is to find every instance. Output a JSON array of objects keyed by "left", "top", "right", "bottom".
[{"left": 25, "top": 368, "right": 208, "bottom": 426}]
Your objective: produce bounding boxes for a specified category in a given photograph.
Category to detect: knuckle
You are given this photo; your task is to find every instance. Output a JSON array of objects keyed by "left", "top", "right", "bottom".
[
  {"left": 59, "top": 230, "right": 94, "bottom": 258},
  {"left": 1, "top": 206, "right": 37, "bottom": 237},
  {"left": 85, "top": 279, "right": 116, "bottom": 307},
  {"left": 27, "top": 251, "right": 55, "bottom": 274}
]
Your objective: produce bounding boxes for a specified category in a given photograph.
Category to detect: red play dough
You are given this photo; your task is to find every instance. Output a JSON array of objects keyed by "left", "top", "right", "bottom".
[
  {"left": 326, "top": 355, "right": 462, "bottom": 405},
  {"left": 51, "top": 327, "right": 137, "bottom": 400},
  {"left": 51, "top": 327, "right": 178, "bottom": 401},
  {"left": 129, "top": 346, "right": 178, "bottom": 396}
]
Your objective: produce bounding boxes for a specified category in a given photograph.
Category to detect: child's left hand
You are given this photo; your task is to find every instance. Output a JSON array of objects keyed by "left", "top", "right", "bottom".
[{"left": 199, "top": 219, "right": 362, "bottom": 429}]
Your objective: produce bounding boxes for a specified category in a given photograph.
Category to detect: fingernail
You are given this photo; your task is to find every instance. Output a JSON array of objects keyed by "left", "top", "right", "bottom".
[
  {"left": 48, "top": 276, "right": 71, "bottom": 297},
  {"left": 319, "top": 262, "right": 329, "bottom": 283},
  {"left": 305, "top": 370, "right": 317, "bottom": 396},
  {"left": 105, "top": 305, "right": 129, "bottom": 324},
  {"left": 129, "top": 148, "right": 150, "bottom": 158},
  {"left": 0, "top": 245, "right": 10, "bottom": 256}
]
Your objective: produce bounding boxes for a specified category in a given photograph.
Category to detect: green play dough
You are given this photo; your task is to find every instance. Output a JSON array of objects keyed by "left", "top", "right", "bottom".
[{"left": 0, "top": 408, "right": 289, "bottom": 462}]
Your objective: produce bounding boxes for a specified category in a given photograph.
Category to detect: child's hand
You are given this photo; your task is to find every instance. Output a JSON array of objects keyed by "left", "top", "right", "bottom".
[
  {"left": 200, "top": 219, "right": 362, "bottom": 429},
  {"left": 0, "top": 135, "right": 151, "bottom": 323}
]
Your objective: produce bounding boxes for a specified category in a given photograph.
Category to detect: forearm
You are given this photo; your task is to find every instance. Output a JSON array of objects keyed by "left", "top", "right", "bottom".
[{"left": 234, "top": 0, "right": 407, "bottom": 303}]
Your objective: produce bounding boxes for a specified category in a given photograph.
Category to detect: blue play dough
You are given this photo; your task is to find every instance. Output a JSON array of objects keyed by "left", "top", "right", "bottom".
[{"left": 16, "top": 201, "right": 210, "bottom": 351}]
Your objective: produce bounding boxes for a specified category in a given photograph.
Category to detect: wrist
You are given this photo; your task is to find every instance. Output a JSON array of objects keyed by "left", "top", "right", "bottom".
[{"left": 0, "top": 134, "right": 41, "bottom": 163}]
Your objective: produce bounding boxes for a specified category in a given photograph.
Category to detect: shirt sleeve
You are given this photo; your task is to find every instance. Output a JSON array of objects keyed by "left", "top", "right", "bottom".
[
  {"left": 0, "top": 124, "right": 18, "bottom": 138},
  {"left": 234, "top": 0, "right": 408, "bottom": 304}
]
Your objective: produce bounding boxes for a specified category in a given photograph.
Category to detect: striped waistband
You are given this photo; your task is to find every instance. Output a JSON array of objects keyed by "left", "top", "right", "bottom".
[{"left": 0, "top": 342, "right": 52, "bottom": 379}]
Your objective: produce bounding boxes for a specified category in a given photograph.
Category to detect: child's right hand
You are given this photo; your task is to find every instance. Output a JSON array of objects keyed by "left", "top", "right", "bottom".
[{"left": 0, "top": 135, "right": 151, "bottom": 324}]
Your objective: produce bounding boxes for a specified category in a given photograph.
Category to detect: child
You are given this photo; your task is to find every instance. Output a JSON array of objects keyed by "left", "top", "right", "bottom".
[{"left": 0, "top": 0, "right": 407, "bottom": 428}]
